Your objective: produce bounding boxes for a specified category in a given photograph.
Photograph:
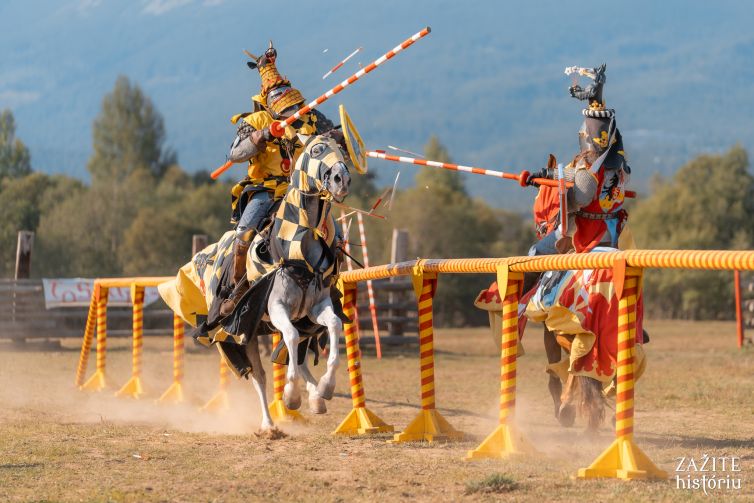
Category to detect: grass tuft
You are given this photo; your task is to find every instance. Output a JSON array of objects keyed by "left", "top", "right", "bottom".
[{"left": 464, "top": 473, "right": 519, "bottom": 494}]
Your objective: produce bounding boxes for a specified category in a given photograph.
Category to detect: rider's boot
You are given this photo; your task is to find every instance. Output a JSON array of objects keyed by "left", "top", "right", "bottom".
[{"left": 220, "top": 240, "right": 251, "bottom": 317}]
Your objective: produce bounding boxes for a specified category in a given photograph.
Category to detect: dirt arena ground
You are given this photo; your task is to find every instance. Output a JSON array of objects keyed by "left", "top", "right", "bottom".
[{"left": 1, "top": 320, "right": 752, "bottom": 502}]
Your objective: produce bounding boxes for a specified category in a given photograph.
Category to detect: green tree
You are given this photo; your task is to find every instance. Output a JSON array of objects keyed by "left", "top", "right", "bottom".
[
  {"left": 0, "top": 173, "right": 83, "bottom": 276},
  {"left": 631, "top": 145, "right": 754, "bottom": 318},
  {"left": 0, "top": 109, "right": 31, "bottom": 180},
  {"left": 87, "top": 75, "right": 175, "bottom": 184},
  {"left": 416, "top": 135, "right": 465, "bottom": 193}
]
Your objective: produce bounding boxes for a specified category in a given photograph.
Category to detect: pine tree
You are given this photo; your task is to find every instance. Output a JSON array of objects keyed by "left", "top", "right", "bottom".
[
  {"left": 87, "top": 75, "right": 175, "bottom": 184},
  {"left": 0, "top": 109, "right": 32, "bottom": 180}
]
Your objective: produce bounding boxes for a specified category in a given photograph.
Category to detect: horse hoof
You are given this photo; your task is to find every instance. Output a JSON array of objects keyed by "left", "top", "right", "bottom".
[
  {"left": 558, "top": 404, "right": 576, "bottom": 427},
  {"left": 317, "top": 380, "right": 335, "bottom": 401},
  {"left": 283, "top": 391, "right": 302, "bottom": 410},
  {"left": 309, "top": 398, "right": 327, "bottom": 414},
  {"left": 254, "top": 426, "right": 288, "bottom": 440}
]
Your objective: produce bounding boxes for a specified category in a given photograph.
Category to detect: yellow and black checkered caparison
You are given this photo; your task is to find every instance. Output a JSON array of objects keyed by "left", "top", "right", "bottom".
[{"left": 269, "top": 136, "right": 344, "bottom": 279}]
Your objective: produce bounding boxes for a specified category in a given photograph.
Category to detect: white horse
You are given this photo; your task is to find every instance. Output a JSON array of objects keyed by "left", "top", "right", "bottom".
[
  {"left": 220, "top": 133, "right": 351, "bottom": 431},
  {"left": 160, "top": 133, "right": 351, "bottom": 433}
]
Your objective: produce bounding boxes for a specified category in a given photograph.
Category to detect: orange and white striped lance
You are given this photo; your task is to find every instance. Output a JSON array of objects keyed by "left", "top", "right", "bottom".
[
  {"left": 368, "top": 150, "right": 638, "bottom": 197},
  {"left": 212, "top": 28, "right": 429, "bottom": 178},
  {"left": 322, "top": 47, "right": 362, "bottom": 80},
  {"left": 356, "top": 212, "right": 382, "bottom": 359},
  {"left": 268, "top": 26, "right": 431, "bottom": 138},
  {"left": 368, "top": 150, "right": 561, "bottom": 188}
]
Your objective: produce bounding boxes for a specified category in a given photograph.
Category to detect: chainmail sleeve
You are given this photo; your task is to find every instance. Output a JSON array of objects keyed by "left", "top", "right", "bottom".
[{"left": 572, "top": 169, "right": 598, "bottom": 208}]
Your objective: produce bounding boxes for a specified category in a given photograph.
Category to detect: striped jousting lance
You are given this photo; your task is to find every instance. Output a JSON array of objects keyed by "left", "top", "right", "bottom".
[
  {"left": 322, "top": 47, "right": 363, "bottom": 80},
  {"left": 367, "top": 150, "right": 638, "bottom": 198},
  {"left": 356, "top": 211, "right": 382, "bottom": 359},
  {"left": 211, "top": 26, "right": 432, "bottom": 179}
]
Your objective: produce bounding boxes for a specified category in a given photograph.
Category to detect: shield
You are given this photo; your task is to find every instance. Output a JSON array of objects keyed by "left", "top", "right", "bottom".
[{"left": 339, "top": 104, "right": 367, "bottom": 174}]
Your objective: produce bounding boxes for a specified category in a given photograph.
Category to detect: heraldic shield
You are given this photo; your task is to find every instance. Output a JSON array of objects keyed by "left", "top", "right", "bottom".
[{"left": 339, "top": 104, "right": 367, "bottom": 174}]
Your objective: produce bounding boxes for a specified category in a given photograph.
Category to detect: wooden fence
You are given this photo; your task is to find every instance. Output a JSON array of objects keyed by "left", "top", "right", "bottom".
[{"left": 0, "top": 279, "right": 173, "bottom": 344}]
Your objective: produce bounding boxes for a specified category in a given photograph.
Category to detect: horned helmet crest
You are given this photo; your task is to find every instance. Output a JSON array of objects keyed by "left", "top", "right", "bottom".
[{"left": 244, "top": 41, "right": 305, "bottom": 118}]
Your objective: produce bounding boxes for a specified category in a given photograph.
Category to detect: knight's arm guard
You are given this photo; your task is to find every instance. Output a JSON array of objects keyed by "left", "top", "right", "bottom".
[
  {"left": 228, "top": 122, "right": 270, "bottom": 163},
  {"left": 569, "top": 83, "right": 597, "bottom": 102}
]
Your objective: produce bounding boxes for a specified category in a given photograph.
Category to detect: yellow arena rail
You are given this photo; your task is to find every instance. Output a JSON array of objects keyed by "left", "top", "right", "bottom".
[
  {"left": 335, "top": 249, "right": 754, "bottom": 481},
  {"left": 76, "top": 276, "right": 196, "bottom": 404}
]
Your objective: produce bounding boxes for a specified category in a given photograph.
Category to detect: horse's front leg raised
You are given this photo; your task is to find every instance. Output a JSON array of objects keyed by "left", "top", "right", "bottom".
[
  {"left": 268, "top": 302, "right": 302, "bottom": 410},
  {"left": 311, "top": 300, "right": 341, "bottom": 400}
]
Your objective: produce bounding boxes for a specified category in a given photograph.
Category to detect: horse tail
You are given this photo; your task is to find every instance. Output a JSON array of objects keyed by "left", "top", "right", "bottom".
[{"left": 574, "top": 375, "right": 606, "bottom": 431}]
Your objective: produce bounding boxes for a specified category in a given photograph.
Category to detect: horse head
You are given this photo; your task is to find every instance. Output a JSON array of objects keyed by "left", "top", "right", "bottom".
[{"left": 298, "top": 134, "right": 351, "bottom": 203}]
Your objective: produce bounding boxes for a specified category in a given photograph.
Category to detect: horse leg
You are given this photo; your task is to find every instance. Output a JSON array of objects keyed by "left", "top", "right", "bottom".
[
  {"left": 543, "top": 327, "right": 563, "bottom": 420},
  {"left": 558, "top": 374, "right": 577, "bottom": 427},
  {"left": 299, "top": 354, "right": 326, "bottom": 414},
  {"left": 268, "top": 302, "right": 302, "bottom": 410},
  {"left": 246, "top": 336, "right": 274, "bottom": 430},
  {"left": 311, "top": 301, "right": 341, "bottom": 401}
]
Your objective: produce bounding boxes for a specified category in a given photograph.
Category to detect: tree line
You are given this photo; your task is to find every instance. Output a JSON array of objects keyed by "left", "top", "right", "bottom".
[{"left": 1, "top": 76, "right": 752, "bottom": 323}]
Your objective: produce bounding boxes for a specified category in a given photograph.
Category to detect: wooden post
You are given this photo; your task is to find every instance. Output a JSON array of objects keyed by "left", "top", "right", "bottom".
[
  {"left": 389, "top": 229, "right": 409, "bottom": 337},
  {"left": 15, "top": 231, "right": 34, "bottom": 279},
  {"left": 192, "top": 234, "right": 208, "bottom": 255}
]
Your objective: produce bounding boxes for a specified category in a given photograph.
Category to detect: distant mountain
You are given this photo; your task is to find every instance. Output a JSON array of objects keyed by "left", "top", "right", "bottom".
[{"left": 2, "top": 0, "right": 753, "bottom": 210}]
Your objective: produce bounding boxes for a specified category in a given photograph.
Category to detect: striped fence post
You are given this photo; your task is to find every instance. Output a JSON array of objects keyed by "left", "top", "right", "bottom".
[
  {"left": 466, "top": 263, "right": 535, "bottom": 458},
  {"left": 157, "top": 313, "right": 185, "bottom": 404},
  {"left": 333, "top": 282, "right": 393, "bottom": 435},
  {"left": 80, "top": 285, "right": 110, "bottom": 391},
  {"left": 201, "top": 353, "right": 231, "bottom": 413},
  {"left": 577, "top": 262, "right": 667, "bottom": 479},
  {"left": 267, "top": 332, "right": 305, "bottom": 422},
  {"left": 392, "top": 267, "right": 463, "bottom": 442},
  {"left": 75, "top": 290, "right": 98, "bottom": 387},
  {"left": 116, "top": 285, "right": 146, "bottom": 399}
]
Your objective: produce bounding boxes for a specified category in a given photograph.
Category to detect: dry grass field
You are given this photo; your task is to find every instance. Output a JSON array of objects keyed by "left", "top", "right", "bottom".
[{"left": 1, "top": 320, "right": 752, "bottom": 502}]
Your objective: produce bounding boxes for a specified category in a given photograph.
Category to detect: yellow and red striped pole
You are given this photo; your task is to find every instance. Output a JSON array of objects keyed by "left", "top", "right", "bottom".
[
  {"left": 201, "top": 354, "right": 230, "bottom": 413},
  {"left": 116, "top": 286, "right": 146, "bottom": 399},
  {"left": 267, "top": 332, "right": 305, "bottom": 422},
  {"left": 392, "top": 272, "right": 462, "bottom": 442},
  {"left": 356, "top": 212, "right": 382, "bottom": 358},
  {"left": 498, "top": 272, "right": 522, "bottom": 424},
  {"left": 80, "top": 285, "right": 110, "bottom": 391},
  {"left": 75, "top": 290, "right": 98, "bottom": 387},
  {"left": 333, "top": 282, "right": 393, "bottom": 435},
  {"left": 578, "top": 264, "right": 666, "bottom": 479},
  {"left": 466, "top": 265, "right": 535, "bottom": 459},
  {"left": 735, "top": 270, "right": 745, "bottom": 349},
  {"left": 157, "top": 313, "right": 185, "bottom": 404}
]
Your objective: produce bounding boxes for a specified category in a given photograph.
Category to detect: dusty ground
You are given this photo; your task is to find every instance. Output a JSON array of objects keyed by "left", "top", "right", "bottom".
[{"left": 1, "top": 320, "right": 752, "bottom": 502}]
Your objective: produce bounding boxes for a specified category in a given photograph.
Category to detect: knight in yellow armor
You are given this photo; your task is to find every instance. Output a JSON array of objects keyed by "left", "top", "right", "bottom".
[{"left": 221, "top": 42, "right": 340, "bottom": 316}]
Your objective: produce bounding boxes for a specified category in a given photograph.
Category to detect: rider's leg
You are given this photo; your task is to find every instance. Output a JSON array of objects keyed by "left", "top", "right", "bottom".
[{"left": 220, "top": 190, "right": 274, "bottom": 316}]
